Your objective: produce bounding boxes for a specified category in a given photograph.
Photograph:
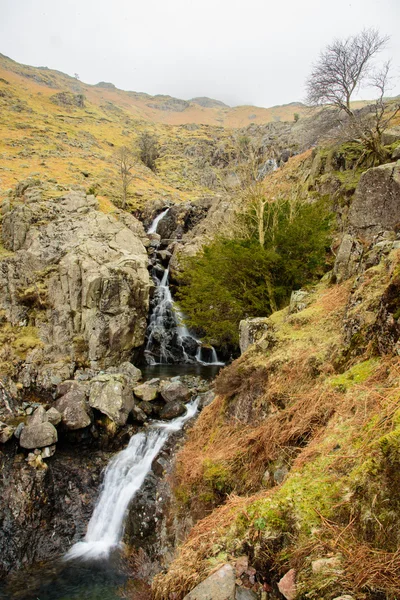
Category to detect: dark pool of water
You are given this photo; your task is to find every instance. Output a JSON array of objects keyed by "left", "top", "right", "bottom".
[
  {"left": 0, "top": 557, "right": 129, "bottom": 600},
  {"left": 141, "top": 363, "right": 223, "bottom": 381}
]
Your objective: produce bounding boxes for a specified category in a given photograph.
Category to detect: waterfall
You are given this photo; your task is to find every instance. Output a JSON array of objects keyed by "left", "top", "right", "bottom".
[
  {"left": 65, "top": 399, "right": 199, "bottom": 562},
  {"left": 145, "top": 210, "right": 223, "bottom": 366}
]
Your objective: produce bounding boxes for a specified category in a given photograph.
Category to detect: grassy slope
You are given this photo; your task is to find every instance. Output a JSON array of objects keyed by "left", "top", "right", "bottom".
[{"left": 153, "top": 251, "right": 400, "bottom": 600}]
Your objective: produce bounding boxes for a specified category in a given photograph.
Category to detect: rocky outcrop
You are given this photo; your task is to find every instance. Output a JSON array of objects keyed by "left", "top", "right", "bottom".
[
  {"left": 0, "top": 182, "right": 150, "bottom": 389},
  {"left": 348, "top": 162, "right": 400, "bottom": 241},
  {"left": 55, "top": 382, "right": 91, "bottom": 430},
  {"left": 239, "top": 317, "right": 271, "bottom": 354}
]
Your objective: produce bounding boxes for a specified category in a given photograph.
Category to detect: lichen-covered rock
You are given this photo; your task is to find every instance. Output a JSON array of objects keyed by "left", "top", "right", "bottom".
[
  {"left": 28, "top": 405, "right": 47, "bottom": 426},
  {"left": 133, "top": 381, "right": 160, "bottom": 402},
  {"left": 105, "top": 362, "right": 142, "bottom": 387},
  {"left": 89, "top": 374, "right": 134, "bottom": 426},
  {"left": 183, "top": 564, "right": 236, "bottom": 600},
  {"left": 55, "top": 384, "right": 91, "bottom": 430},
  {"left": 333, "top": 234, "right": 364, "bottom": 284},
  {"left": 0, "top": 183, "right": 150, "bottom": 389},
  {"left": 289, "top": 289, "right": 309, "bottom": 314},
  {"left": 348, "top": 162, "right": 400, "bottom": 241},
  {"left": 19, "top": 422, "right": 58, "bottom": 449},
  {"left": 239, "top": 317, "right": 270, "bottom": 354},
  {"left": 0, "top": 423, "right": 14, "bottom": 444}
]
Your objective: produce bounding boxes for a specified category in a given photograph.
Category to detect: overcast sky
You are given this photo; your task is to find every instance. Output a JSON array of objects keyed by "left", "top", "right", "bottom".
[{"left": 1, "top": 0, "right": 399, "bottom": 107}]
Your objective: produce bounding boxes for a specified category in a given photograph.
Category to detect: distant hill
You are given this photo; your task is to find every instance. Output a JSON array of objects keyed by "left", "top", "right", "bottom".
[{"left": 0, "top": 53, "right": 313, "bottom": 127}]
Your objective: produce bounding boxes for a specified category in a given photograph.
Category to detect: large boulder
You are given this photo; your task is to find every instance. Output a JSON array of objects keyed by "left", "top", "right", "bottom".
[
  {"left": 0, "top": 183, "right": 150, "bottom": 389},
  {"left": 55, "top": 383, "right": 91, "bottom": 430},
  {"left": 133, "top": 381, "right": 160, "bottom": 402},
  {"left": 89, "top": 374, "right": 134, "bottom": 426},
  {"left": 348, "top": 162, "right": 400, "bottom": 241},
  {"left": 19, "top": 422, "right": 58, "bottom": 449},
  {"left": 183, "top": 564, "right": 236, "bottom": 600},
  {"left": 160, "top": 380, "right": 191, "bottom": 403}
]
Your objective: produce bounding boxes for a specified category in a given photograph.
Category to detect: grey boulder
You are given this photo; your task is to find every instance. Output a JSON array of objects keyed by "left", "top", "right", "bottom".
[
  {"left": 20, "top": 422, "right": 58, "bottom": 449},
  {"left": 160, "top": 400, "right": 186, "bottom": 420},
  {"left": 89, "top": 374, "right": 134, "bottom": 426},
  {"left": 183, "top": 564, "right": 236, "bottom": 600},
  {"left": 55, "top": 383, "right": 91, "bottom": 430},
  {"left": 160, "top": 380, "right": 191, "bottom": 404}
]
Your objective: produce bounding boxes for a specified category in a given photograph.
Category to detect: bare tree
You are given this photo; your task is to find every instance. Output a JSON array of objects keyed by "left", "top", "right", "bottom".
[
  {"left": 306, "top": 29, "right": 399, "bottom": 164},
  {"left": 306, "top": 29, "right": 389, "bottom": 115},
  {"left": 114, "top": 146, "right": 135, "bottom": 209}
]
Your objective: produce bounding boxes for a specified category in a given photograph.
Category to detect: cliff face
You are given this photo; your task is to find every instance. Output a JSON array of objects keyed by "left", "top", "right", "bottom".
[{"left": 0, "top": 181, "right": 150, "bottom": 390}]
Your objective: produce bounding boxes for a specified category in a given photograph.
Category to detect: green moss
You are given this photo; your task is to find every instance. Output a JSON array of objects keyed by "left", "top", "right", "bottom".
[
  {"left": 329, "top": 358, "right": 380, "bottom": 391},
  {"left": 203, "top": 459, "right": 233, "bottom": 494}
]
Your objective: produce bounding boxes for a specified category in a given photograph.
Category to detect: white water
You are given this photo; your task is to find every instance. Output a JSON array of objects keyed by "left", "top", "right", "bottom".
[
  {"left": 65, "top": 399, "right": 199, "bottom": 561},
  {"left": 145, "top": 211, "right": 223, "bottom": 366},
  {"left": 147, "top": 208, "right": 170, "bottom": 233}
]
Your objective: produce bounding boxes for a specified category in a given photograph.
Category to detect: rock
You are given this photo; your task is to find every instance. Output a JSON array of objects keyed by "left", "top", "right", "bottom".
[
  {"left": 131, "top": 405, "right": 148, "bottom": 423},
  {"left": 183, "top": 564, "right": 236, "bottom": 600},
  {"left": 289, "top": 289, "right": 309, "bottom": 314},
  {"left": 19, "top": 422, "right": 58, "bottom": 449},
  {"left": 239, "top": 317, "right": 270, "bottom": 353},
  {"left": 236, "top": 587, "right": 258, "bottom": 600},
  {"left": 198, "top": 390, "right": 215, "bottom": 409},
  {"left": 133, "top": 381, "right": 160, "bottom": 402},
  {"left": 160, "top": 400, "right": 186, "bottom": 420},
  {"left": 55, "top": 384, "right": 91, "bottom": 430},
  {"left": 89, "top": 374, "right": 134, "bottom": 426},
  {"left": 333, "top": 234, "right": 364, "bottom": 283},
  {"left": 277, "top": 569, "right": 296, "bottom": 600},
  {"left": 0, "top": 424, "right": 15, "bottom": 443},
  {"left": 105, "top": 362, "right": 142, "bottom": 387},
  {"left": 348, "top": 163, "right": 400, "bottom": 241},
  {"left": 46, "top": 407, "right": 62, "bottom": 426},
  {"left": 41, "top": 444, "right": 56, "bottom": 458},
  {"left": 14, "top": 422, "right": 24, "bottom": 439},
  {"left": 312, "top": 556, "right": 342, "bottom": 574},
  {"left": 332, "top": 596, "right": 354, "bottom": 600},
  {"left": 0, "top": 185, "right": 150, "bottom": 389},
  {"left": 160, "top": 380, "right": 191, "bottom": 403},
  {"left": 392, "top": 146, "right": 400, "bottom": 160},
  {"left": 382, "top": 126, "right": 400, "bottom": 146},
  {"left": 139, "top": 401, "right": 154, "bottom": 415},
  {"left": 28, "top": 405, "right": 48, "bottom": 426}
]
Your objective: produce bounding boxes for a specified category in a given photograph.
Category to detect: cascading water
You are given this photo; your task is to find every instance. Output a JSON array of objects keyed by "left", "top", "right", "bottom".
[
  {"left": 65, "top": 399, "right": 199, "bottom": 561},
  {"left": 145, "top": 209, "right": 223, "bottom": 366}
]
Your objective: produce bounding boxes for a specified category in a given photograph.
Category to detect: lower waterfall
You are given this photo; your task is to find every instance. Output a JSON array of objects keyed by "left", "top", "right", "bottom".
[{"left": 65, "top": 398, "right": 199, "bottom": 561}]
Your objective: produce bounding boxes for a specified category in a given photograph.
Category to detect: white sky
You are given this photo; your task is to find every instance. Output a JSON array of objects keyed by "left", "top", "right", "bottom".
[{"left": 1, "top": 0, "right": 399, "bottom": 107}]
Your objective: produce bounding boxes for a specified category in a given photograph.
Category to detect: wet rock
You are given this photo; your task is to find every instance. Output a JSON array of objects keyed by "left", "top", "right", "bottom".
[
  {"left": 133, "top": 381, "right": 160, "bottom": 402},
  {"left": 139, "top": 400, "right": 154, "bottom": 415},
  {"left": 239, "top": 317, "right": 270, "bottom": 353},
  {"left": 89, "top": 374, "right": 134, "bottom": 426},
  {"left": 160, "top": 380, "right": 191, "bottom": 403},
  {"left": 277, "top": 569, "right": 296, "bottom": 600},
  {"left": 131, "top": 405, "right": 148, "bottom": 423},
  {"left": 46, "top": 407, "right": 62, "bottom": 426},
  {"left": 160, "top": 400, "right": 186, "bottom": 420},
  {"left": 55, "top": 384, "right": 91, "bottom": 430},
  {"left": 19, "top": 422, "right": 58, "bottom": 449},
  {"left": 183, "top": 564, "right": 236, "bottom": 600}
]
